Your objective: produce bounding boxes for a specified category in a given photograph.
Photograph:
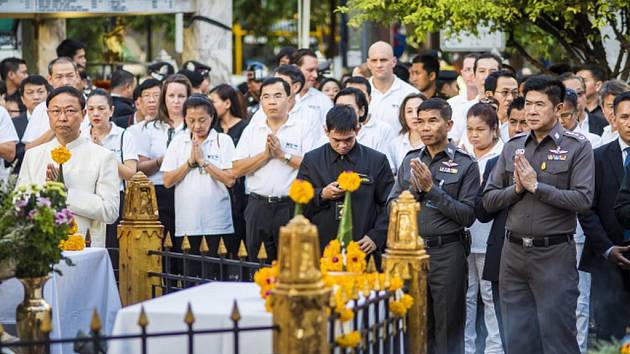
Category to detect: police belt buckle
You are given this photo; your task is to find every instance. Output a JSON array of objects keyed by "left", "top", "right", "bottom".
[{"left": 522, "top": 237, "right": 534, "bottom": 248}]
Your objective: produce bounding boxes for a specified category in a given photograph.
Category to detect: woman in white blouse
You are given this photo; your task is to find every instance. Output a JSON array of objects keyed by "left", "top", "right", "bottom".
[
  {"left": 391, "top": 93, "right": 426, "bottom": 171},
  {"left": 135, "top": 74, "right": 191, "bottom": 241},
  {"left": 162, "top": 96, "right": 236, "bottom": 278},
  {"left": 85, "top": 88, "right": 138, "bottom": 251},
  {"left": 464, "top": 102, "right": 505, "bottom": 354}
]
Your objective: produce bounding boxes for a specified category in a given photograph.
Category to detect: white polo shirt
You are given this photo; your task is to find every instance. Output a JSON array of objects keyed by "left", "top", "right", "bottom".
[
  {"left": 357, "top": 117, "right": 396, "bottom": 170},
  {"left": 161, "top": 130, "right": 235, "bottom": 236},
  {"left": 391, "top": 132, "right": 424, "bottom": 172},
  {"left": 132, "top": 120, "right": 186, "bottom": 186},
  {"left": 295, "top": 87, "right": 333, "bottom": 127},
  {"left": 448, "top": 98, "right": 478, "bottom": 143},
  {"left": 22, "top": 101, "right": 91, "bottom": 143},
  {"left": 0, "top": 107, "right": 18, "bottom": 180},
  {"left": 234, "top": 114, "right": 317, "bottom": 196},
  {"left": 82, "top": 122, "right": 138, "bottom": 190},
  {"left": 574, "top": 124, "right": 603, "bottom": 149},
  {"left": 368, "top": 76, "right": 418, "bottom": 133},
  {"left": 251, "top": 102, "right": 324, "bottom": 143}
]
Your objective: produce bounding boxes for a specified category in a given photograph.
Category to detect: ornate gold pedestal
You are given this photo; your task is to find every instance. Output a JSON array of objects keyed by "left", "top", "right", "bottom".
[
  {"left": 16, "top": 276, "right": 52, "bottom": 354},
  {"left": 382, "top": 191, "right": 430, "bottom": 354}
]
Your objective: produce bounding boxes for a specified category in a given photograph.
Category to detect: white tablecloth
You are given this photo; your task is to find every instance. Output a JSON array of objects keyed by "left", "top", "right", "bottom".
[
  {"left": 109, "top": 282, "right": 272, "bottom": 354},
  {"left": 0, "top": 248, "right": 121, "bottom": 354}
]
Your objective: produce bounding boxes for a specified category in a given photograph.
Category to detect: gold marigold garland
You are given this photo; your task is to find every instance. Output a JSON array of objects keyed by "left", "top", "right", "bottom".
[
  {"left": 51, "top": 145, "right": 72, "bottom": 165},
  {"left": 335, "top": 331, "right": 362, "bottom": 348}
]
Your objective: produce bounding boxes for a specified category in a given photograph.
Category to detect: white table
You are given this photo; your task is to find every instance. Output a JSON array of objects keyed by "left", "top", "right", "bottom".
[
  {"left": 0, "top": 248, "right": 121, "bottom": 354},
  {"left": 109, "top": 282, "right": 272, "bottom": 354}
]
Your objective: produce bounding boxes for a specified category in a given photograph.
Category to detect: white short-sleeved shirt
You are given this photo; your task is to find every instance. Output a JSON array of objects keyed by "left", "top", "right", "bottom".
[
  {"left": 22, "top": 101, "right": 91, "bottom": 143},
  {"left": 234, "top": 115, "right": 317, "bottom": 196},
  {"left": 357, "top": 117, "right": 396, "bottom": 170},
  {"left": 574, "top": 125, "right": 603, "bottom": 149},
  {"left": 251, "top": 102, "right": 324, "bottom": 143},
  {"left": 295, "top": 87, "right": 333, "bottom": 127},
  {"left": 448, "top": 98, "right": 479, "bottom": 143},
  {"left": 0, "top": 107, "right": 19, "bottom": 180},
  {"left": 368, "top": 77, "right": 418, "bottom": 133},
  {"left": 601, "top": 125, "right": 618, "bottom": 145},
  {"left": 82, "top": 122, "right": 138, "bottom": 190},
  {"left": 392, "top": 132, "right": 424, "bottom": 171},
  {"left": 132, "top": 120, "right": 186, "bottom": 186},
  {"left": 161, "top": 130, "right": 235, "bottom": 236}
]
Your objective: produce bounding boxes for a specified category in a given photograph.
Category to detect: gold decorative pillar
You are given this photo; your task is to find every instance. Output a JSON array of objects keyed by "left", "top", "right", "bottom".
[
  {"left": 382, "top": 191, "right": 430, "bottom": 354},
  {"left": 117, "top": 172, "right": 164, "bottom": 306},
  {"left": 271, "top": 215, "right": 331, "bottom": 354}
]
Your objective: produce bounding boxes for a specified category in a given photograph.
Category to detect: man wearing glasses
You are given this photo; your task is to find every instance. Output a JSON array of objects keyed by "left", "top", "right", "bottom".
[{"left": 18, "top": 86, "right": 120, "bottom": 248}]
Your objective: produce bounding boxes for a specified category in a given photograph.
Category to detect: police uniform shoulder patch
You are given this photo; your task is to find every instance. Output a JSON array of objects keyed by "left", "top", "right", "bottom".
[
  {"left": 563, "top": 130, "right": 587, "bottom": 141},
  {"left": 508, "top": 132, "right": 528, "bottom": 142},
  {"left": 455, "top": 147, "right": 475, "bottom": 159}
]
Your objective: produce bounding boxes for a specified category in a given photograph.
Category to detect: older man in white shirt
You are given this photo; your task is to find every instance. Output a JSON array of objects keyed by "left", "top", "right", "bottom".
[{"left": 18, "top": 86, "right": 119, "bottom": 248}]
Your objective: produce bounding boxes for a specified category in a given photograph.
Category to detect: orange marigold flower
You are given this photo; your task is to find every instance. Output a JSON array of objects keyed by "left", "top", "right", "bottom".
[
  {"left": 337, "top": 171, "right": 361, "bottom": 192},
  {"left": 288, "top": 179, "right": 315, "bottom": 204},
  {"left": 335, "top": 331, "right": 361, "bottom": 348},
  {"left": 401, "top": 294, "right": 414, "bottom": 309},
  {"left": 389, "top": 300, "right": 407, "bottom": 317},
  {"left": 389, "top": 276, "right": 404, "bottom": 291},
  {"left": 51, "top": 145, "right": 72, "bottom": 165}
]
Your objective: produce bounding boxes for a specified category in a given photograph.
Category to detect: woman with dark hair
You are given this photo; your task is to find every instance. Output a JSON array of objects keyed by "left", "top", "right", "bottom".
[
  {"left": 134, "top": 74, "right": 192, "bottom": 240},
  {"left": 391, "top": 93, "right": 426, "bottom": 170},
  {"left": 463, "top": 102, "right": 504, "bottom": 354},
  {"left": 320, "top": 78, "right": 341, "bottom": 102},
  {"left": 209, "top": 84, "right": 250, "bottom": 257}
]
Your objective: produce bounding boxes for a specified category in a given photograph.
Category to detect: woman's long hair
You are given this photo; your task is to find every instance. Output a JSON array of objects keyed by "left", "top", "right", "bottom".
[
  {"left": 153, "top": 74, "right": 192, "bottom": 127},
  {"left": 209, "top": 84, "right": 248, "bottom": 120}
]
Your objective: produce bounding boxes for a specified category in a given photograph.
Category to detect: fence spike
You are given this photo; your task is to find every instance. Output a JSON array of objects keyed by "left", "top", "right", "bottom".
[
  {"left": 237, "top": 240, "right": 248, "bottom": 259},
  {"left": 164, "top": 231, "right": 174, "bottom": 249},
  {"left": 40, "top": 310, "right": 52, "bottom": 334},
  {"left": 230, "top": 300, "right": 241, "bottom": 322},
  {"left": 90, "top": 309, "right": 102, "bottom": 333},
  {"left": 217, "top": 237, "right": 228, "bottom": 256},
  {"left": 367, "top": 256, "right": 377, "bottom": 273},
  {"left": 181, "top": 235, "right": 191, "bottom": 252},
  {"left": 257, "top": 242, "right": 268, "bottom": 261},
  {"left": 184, "top": 303, "right": 195, "bottom": 326},
  {"left": 85, "top": 229, "right": 92, "bottom": 248},
  {"left": 199, "top": 236, "right": 209, "bottom": 255},
  {"left": 137, "top": 306, "right": 149, "bottom": 328}
]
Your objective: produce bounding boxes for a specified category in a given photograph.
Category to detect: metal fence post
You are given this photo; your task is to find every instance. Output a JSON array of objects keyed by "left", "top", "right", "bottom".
[
  {"left": 271, "top": 215, "right": 331, "bottom": 354},
  {"left": 118, "top": 172, "right": 165, "bottom": 306},
  {"left": 382, "top": 191, "right": 430, "bottom": 354}
]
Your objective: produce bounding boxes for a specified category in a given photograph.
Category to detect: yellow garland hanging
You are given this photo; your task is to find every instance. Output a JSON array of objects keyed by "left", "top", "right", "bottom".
[
  {"left": 335, "top": 331, "right": 362, "bottom": 348},
  {"left": 389, "top": 300, "right": 407, "bottom": 317}
]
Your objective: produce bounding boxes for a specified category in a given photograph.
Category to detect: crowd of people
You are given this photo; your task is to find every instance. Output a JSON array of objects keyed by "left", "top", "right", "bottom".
[{"left": 1, "top": 37, "right": 629, "bottom": 354}]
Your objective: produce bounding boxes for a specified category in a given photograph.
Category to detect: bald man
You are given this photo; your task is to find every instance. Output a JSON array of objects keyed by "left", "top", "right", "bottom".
[{"left": 366, "top": 41, "right": 418, "bottom": 133}]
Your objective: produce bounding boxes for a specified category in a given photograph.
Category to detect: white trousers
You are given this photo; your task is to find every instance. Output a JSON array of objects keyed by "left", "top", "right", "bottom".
[
  {"left": 465, "top": 253, "right": 504, "bottom": 354},
  {"left": 575, "top": 242, "right": 591, "bottom": 354}
]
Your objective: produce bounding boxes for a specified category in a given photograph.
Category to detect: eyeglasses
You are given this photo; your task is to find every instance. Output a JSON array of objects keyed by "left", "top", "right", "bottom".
[
  {"left": 496, "top": 90, "right": 519, "bottom": 98},
  {"left": 47, "top": 107, "right": 81, "bottom": 118}
]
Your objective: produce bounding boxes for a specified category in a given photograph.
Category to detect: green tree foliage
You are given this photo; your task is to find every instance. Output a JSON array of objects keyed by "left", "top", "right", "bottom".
[{"left": 339, "top": 0, "right": 630, "bottom": 79}]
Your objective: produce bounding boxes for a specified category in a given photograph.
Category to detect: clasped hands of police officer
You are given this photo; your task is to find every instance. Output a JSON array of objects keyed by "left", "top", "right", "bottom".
[
  {"left": 320, "top": 181, "right": 377, "bottom": 254},
  {"left": 513, "top": 154, "right": 538, "bottom": 193}
]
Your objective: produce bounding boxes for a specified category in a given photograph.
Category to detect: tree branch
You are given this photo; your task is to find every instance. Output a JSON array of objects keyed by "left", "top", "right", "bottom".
[
  {"left": 534, "top": 15, "right": 585, "bottom": 62},
  {"left": 507, "top": 32, "right": 548, "bottom": 73}
]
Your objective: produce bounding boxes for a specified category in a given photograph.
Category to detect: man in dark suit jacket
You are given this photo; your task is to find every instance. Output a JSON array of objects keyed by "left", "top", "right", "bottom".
[
  {"left": 110, "top": 69, "right": 136, "bottom": 120},
  {"left": 587, "top": 111, "right": 609, "bottom": 136},
  {"left": 6, "top": 111, "right": 28, "bottom": 174},
  {"left": 579, "top": 92, "right": 630, "bottom": 341}
]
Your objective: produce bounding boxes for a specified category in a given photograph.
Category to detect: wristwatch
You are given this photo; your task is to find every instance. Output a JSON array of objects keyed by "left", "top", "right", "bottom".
[{"left": 283, "top": 153, "right": 291, "bottom": 164}]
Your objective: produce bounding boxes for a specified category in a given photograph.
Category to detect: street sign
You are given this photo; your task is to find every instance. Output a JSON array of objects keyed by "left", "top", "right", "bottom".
[
  {"left": 0, "top": 0, "right": 195, "bottom": 16},
  {"left": 440, "top": 26, "right": 506, "bottom": 52}
]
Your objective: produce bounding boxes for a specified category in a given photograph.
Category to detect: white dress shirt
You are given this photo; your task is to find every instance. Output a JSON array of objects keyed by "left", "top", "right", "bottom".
[
  {"left": 369, "top": 76, "right": 418, "bottom": 133},
  {"left": 22, "top": 101, "right": 90, "bottom": 143},
  {"left": 132, "top": 121, "right": 186, "bottom": 186},
  {"left": 391, "top": 132, "right": 424, "bottom": 172},
  {"left": 448, "top": 98, "right": 479, "bottom": 143},
  {"left": 295, "top": 87, "right": 333, "bottom": 127},
  {"left": 251, "top": 102, "right": 324, "bottom": 143},
  {"left": 601, "top": 125, "right": 619, "bottom": 145},
  {"left": 161, "top": 130, "right": 235, "bottom": 236},
  {"left": 0, "top": 106, "right": 18, "bottom": 181},
  {"left": 234, "top": 115, "right": 317, "bottom": 196},
  {"left": 574, "top": 124, "right": 603, "bottom": 149},
  {"left": 357, "top": 117, "right": 396, "bottom": 170},
  {"left": 17, "top": 137, "right": 120, "bottom": 247}
]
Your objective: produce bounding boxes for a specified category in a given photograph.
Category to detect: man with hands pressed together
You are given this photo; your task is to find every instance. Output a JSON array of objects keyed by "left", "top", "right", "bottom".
[
  {"left": 297, "top": 105, "right": 393, "bottom": 257},
  {"left": 388, "top": 97, "right": 479, "bottom": 354},
  {"left": 483, "top": 76, "right": 594, "bottom": 354},
  {"left": 233, "top": 77, "right": 317, "bottom": 260}
]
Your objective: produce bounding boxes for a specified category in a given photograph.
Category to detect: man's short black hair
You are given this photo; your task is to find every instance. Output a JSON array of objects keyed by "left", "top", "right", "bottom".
[
  {"left": 412, "top": 54, "right": 440, "bottom": 77},
  {"left": 183, "top": 94, "right": 217, "bottom": 118},
  {"left": 576, "top": 64, "right": 606, "bottom": 82},
  {"left": 613, "top": 91, "right": 630, "bottom": 114},
  {"left": 111, "top": 69, "right": 135, "bottom": 90},
  {"left": 343, "top": 76, "right": 371, "bottom": 97},
  {"left": 134, "top": 78, "right": 162, "bottom": 101},
  {"left": 260, "top": 77, "right": 291, "bottom": 97},
  {"left": 484, "top": 70, "right": 517, "bottom": 93},
  {"left": 507, "top": 96, "right": 525, "bottom": 118},
  {"left": 290, "top": 48, "right": 317, "bottom": 67},
  {"left": 334, "top": 87, "right": 369, "bottom": 123},
  {"left": 56, "top": 39, "right": 85, "bottom": 59},
  {"left": 48, "top": 57, "right": 78, "bottom": 76},
  {"left": 394, "top": 64, "right": 410, "bottom": 83},
  {"left": 274, "top": 64, "right": 305, "bottom": 93},
  {"left": 19, "top": 75, "right": 51, "bottom": 97},
  {"left": 0, "top": 57, "right": 25, "bottom": 81},
  {"left": 474, "top": 53, "right": 502, "bottom": 73},
  {"left": 46, "top": 86, "right": 86, "bottom": 110},
  {"left": 276, "top": 47, "right": 296, "bottom": 66},
  {"left": 523, "top": 75, "right": 566, "bottom": 107},
  {"left": 326, "top": 105, "right": 358, "bottom": 133},
  {"left": 417, "top": 97, "right": 452, "bottom": 121}
]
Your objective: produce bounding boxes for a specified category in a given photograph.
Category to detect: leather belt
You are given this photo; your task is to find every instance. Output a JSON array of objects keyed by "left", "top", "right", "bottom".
[
  {"left": 424, "top": 233, "right": 463, "bottom": 248},
  {"left": 507, "top": 232, "right": 572, "bottom": 248},
  {"left": 249, "top": 192, "right": 291, "bottom": 204}
]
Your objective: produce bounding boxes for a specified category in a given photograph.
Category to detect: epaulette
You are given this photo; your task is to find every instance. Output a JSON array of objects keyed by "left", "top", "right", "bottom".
[
  {"left": 563, "top": 129, "right": 588, "bottom": 141},
  {"left": 455, "top": 147, "right": 475, "bottom": 159},
  {"left": 508, "top": 132, "right": 528, "bottom": 142}
]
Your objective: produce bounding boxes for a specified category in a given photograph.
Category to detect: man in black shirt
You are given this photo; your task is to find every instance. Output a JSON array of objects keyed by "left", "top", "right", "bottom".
[
  {"left": 110, "top": 69, "right": 137, "bottom": 120},
  {"left": 298, "top": 105, "right": 394, "bottom": 255}
]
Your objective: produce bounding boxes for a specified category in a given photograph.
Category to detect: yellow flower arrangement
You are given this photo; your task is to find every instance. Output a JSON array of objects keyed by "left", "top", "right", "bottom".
[
  {"left": 288, "top": 179, "right": 314, "bottom": 205},
  {"left": 389, "top": 275, "right": 404, "bottom": 292},
  {"left": 389, "top": 300, "right": 407, "bottom": 317},
  {"left": 68, "top": 218, "right": 78, "bottom": 235},
  {"left": 337, "top": 171, "right": 361, "bottom": 192},
  {"left": 320, "top": 240, "right": 343, "bottom": 272},
  {"left": 59, "top": 235, "right": 85, "bottom": 251},
  {"left": 51, "top": 145, "right": 72, "bottom": 165},
  {"left": 400, "top": 294, "right": 414, "bottom": 309},
  {"left": 335, "top": 331, "right": 361, "bottom": 348},
  {"left": 336, "top": 307, "right": 354, "bottom": 322},
  {"left": 345, "top": 243, "right": 366, "bottom": 273},
  {"left": 253, "top": 262, "right": 279, "bottom": 303}
]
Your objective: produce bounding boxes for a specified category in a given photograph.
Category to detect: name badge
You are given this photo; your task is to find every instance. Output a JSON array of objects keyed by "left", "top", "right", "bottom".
[
  {"left": 207, "top": 154, "right": 220, "bottom": 161},
  {"left": 358, "top": 173, "right": 372, "bottom": 185},
  {"left": 439, "top": 167, "right": 458, "bottom": 174},
  {"left": 284, "top": 141, "right": 300, "bottom": 152}
]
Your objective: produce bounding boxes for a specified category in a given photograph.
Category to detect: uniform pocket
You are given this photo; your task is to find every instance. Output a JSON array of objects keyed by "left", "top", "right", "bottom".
[{"left": 540, "top": 162, "right": 570, "bottom": 189}]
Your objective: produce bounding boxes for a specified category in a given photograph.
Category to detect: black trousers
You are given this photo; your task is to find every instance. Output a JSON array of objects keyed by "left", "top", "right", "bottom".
[
  {"left": 426, "top": 241, "right": 467, "bottom": 354},
  {"left": 590, "top": 257, "right": 630, "bottom": 341},
  {"left": 155, "top": 185, "right": 175, "bottom": 242},
  {"left": 499, "top": 240, "right": 579, "bottom": 354},
  {"left": 244, "top": 197, "right": 293, "bottom": 261},
  {"left": 491, "top": 281, "right": 507, "bottom": 352}
]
